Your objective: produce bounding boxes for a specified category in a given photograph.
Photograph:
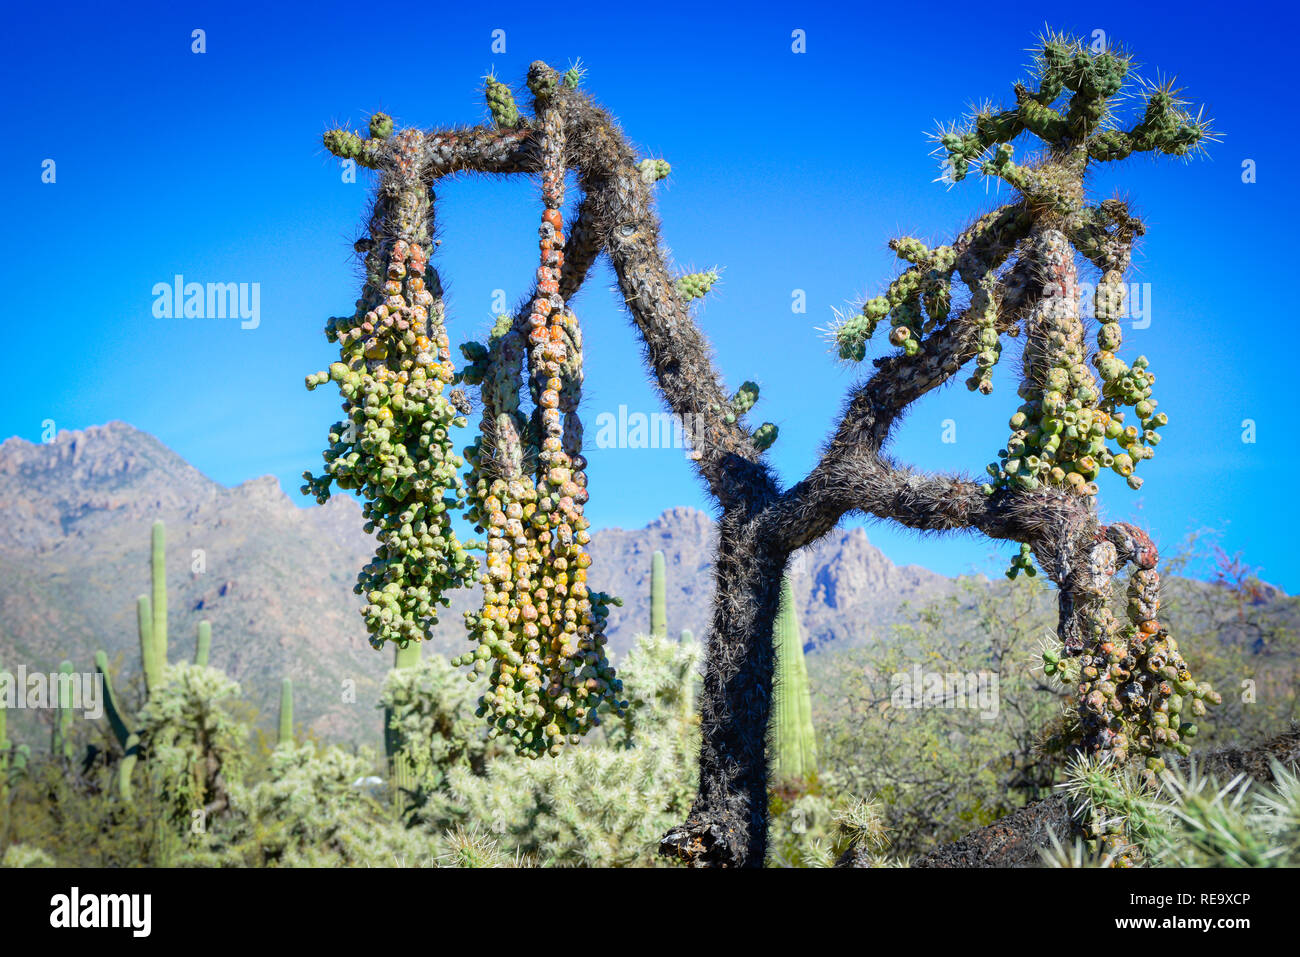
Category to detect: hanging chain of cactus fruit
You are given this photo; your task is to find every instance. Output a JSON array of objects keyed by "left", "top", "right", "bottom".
[
  {"left": 309, "top": 67, "right": 625, "bottom": 759},
  {"left": 304, "top": 117, "right": 477, "bottom": 651},
  {"left": 830, "top": 31, "right": 1220, "bottom": 776},
  {"left": 455, "top": 74, "right": 625, "bottom": 758}
]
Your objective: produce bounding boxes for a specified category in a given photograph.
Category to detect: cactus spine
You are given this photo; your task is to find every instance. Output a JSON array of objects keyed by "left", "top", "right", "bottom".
[
  {"left": 650, "top": 551, "right": 667, "bottom": 637},
  {"left": 278, "top": 678, "right": 294, "bottom": 746},
  {"left": 194, "top": 621, "right": 211, "bottom": 667},
  {"left": 770, "top": 578, "right": 817, "bottom": 784}
]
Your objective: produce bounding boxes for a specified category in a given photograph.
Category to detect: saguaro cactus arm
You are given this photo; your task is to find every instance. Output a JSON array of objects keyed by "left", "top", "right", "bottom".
[
  {"left": 650, "top": 551, "right": 667, "bottom": 637},
  {"left": 194, "top": 621, "right": 211, "bottom": 668},
  {"left": 150, "top": 520, "right": 168, "bottom": 666},
  {"left": 94, "top": 650, "right": 133, "bottom": 749},
  {"left": 277, "top": 679, "right": 294, "bottom": 746}
]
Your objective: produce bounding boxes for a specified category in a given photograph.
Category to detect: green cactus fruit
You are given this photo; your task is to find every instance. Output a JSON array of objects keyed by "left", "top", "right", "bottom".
[
  {"left": 484, "top": 77, "right": 521, "bottom": 128},
  {"left": 675, "top": 271, "right": 719, "bottom": 302},
  {"left": 369, "top": 112, "right": 394, "bottom": 139},
  {"left": 753, "top": 423, "right": 779, "bottom": 451},
  {"left": 637, "top": 158, "right": 671, "bottom": 184},
  {"left": 323, "top": 128, "right": 364, "bottom": 159},
  {"left": 730, "top": 381, "right": 760, "bottom": 416}
]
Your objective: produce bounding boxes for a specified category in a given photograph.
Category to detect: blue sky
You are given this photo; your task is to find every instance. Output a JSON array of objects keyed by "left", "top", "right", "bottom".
[{"left": 3, "top": 1, "right": 1297, "bottom": 590}]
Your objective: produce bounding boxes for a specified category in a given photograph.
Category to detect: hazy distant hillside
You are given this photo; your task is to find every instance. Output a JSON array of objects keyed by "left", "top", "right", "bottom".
[
  {"left": 4, "top": 423, "right": 1293, "bottom": 751},
  {"left": 0, "top": 423, "right": 953, "bottom": 747}
]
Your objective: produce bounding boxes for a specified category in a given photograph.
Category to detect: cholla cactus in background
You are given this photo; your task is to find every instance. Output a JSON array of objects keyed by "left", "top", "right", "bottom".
[
  {"left": 313, "top": 35, "right": 1217, "bottom": 866},
  {"left": 206, "top": 742, "right": 429, "bottom": 868},
  {"left": 134, "top": 664, "right": 247, "bottom": 825},
  {"left": 445, "top": 632, "right": 699, "bottom": 865},
  {"left": 379, "top": 651, "right": 500, "bottom": 823},
  {"left": 0, "top": 845, "right": 58, "bottom": 868}
]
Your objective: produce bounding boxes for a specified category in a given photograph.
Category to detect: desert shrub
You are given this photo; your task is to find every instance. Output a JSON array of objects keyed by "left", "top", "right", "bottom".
[{"left": 445, "top": 633, "right": 699, "bottom": 866}]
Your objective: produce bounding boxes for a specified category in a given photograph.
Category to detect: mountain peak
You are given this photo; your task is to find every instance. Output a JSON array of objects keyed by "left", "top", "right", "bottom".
[{"left": 0, "top": 421, "right": 217, "bottom": 551}]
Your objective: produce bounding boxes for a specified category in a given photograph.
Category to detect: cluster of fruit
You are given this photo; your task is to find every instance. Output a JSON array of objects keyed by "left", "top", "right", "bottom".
[
  {"left": 1043, "top": 525, "right": 1220, "bottom": 780},
  {"left": 304, "top": 123, "right": 477, "bottom": 650},
  {"left": 452, "top": 97, "right": 625, "bottom": 758}
]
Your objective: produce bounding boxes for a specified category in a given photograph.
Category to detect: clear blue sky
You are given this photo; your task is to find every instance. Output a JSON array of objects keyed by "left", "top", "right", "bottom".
[{"left": 3, "top": 1, "right": 1297, "bottom": 590}]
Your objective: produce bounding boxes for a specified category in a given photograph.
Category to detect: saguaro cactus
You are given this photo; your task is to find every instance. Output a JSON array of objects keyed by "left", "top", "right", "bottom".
[
  {"left": 94, "top": 650, "right": 139, "bottom": 801},
  {"left": 278, "top": 679, "right": 294, "bottom": 746},
  {"left": 0, "top": 663, "right": 13, "bottom": 804},
  {"left": 97, "top": 521, "right": 212, "bottom": 801},
  {"left": 150, "top": 520, "right": 168, "bottom": 664},
  {"left": 312, "top": 34, "right": 1216, "bottom": 865},
  {"left": 650, "top": 551, "right": 667, "bottom": 637},
  {"left": 385, "top": 641, "right": 422, "bottom": 808},
  {"left": 770, "top": 578, "right": 817, "bottom": 784},
  {"left": 51, "top": 660, "right": 75, "bottom": 762},
  {"left": 194, "top": 621, "right": 212, "bottom": 668}
]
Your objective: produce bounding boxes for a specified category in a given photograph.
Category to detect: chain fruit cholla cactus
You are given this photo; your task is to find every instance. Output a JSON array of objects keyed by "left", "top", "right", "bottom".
[
  {"left": 312, "top": 36, "right": 1216, "bottom": 865},
  {"left": 309, "top": 72, "right": 626, "bottom": 761},
  {"left": 770, "top": 578, "right": 817, "bottom": 784}
]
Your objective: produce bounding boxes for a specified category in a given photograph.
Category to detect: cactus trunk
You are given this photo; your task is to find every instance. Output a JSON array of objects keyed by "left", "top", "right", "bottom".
[
  {"left": 770, "top": 577, "right": 818, "bottom": 784},
  {"left": 650, "top": 550, "right": 667, "bottom": 637}
]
